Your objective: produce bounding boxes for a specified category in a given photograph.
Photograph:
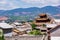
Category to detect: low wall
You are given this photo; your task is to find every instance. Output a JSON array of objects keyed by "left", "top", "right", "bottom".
[{"left": 5, "top": 35, "right": 43, "bottom": 40}]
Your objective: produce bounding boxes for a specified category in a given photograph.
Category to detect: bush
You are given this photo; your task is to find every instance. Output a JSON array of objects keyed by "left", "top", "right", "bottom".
[{"left": 28, "top": 30, "right": 42, "bottom": 35}]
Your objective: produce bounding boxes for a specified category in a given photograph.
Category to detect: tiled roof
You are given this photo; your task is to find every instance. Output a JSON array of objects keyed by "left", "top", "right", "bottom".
[{"left": 0, "top": 23, "right": 13, "bottom": 29}]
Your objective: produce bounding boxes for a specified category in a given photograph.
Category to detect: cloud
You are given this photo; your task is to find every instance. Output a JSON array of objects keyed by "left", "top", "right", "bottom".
[
  {"left": 21, "top": 0, "right": 60, "bottom": 6},
  {"left": 0, "top": 0, "right": 60, "bottom": 10},
  {"left": 0, "top": 0, "right": 20, "bottom": 10},
  {"left": 0, "top": 0, "right": 7, "bottom": 5}
]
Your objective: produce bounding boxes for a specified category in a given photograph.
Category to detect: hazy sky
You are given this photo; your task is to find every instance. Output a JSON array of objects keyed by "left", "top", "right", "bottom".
[{"left": 0, "top": 0, "right": 60, "bottom": 10}]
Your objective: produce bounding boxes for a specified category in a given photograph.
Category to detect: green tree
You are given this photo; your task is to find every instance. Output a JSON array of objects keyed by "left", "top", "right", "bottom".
[
  {"left": 31, "top": 23, "right": 36, "bottom": 30},
  {"left": 0, "top": 29, "right": 5, "bottom": 40}
]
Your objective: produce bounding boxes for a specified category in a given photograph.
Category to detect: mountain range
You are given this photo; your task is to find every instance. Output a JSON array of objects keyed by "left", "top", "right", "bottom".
[{"left": 0, "top": 6, "right": 60, "bottom": 21}]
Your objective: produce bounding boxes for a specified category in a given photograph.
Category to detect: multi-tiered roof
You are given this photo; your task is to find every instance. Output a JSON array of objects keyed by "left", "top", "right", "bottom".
[{"left": 34, "top": 14, "right": 54, "bottom": 25}]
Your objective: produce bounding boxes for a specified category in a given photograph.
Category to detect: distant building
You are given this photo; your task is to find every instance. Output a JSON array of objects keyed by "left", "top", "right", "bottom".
[
  {"left": 54, "top": 19, "right": 60, "bottom": 22},
  {"left": 46, "top": 24, "right": 58, "bottom": 29},
  {"left": 54, "top": 19, "right": 60, "bottom": 25},
  {"left": 0, "top": 16, "right": 8, "bottom": 22},
  {"left": 34, "top": 14, "right": 54, "bottom": 25}
]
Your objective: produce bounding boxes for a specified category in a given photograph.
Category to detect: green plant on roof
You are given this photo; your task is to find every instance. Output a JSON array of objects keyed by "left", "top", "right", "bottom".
[{"left": 0, "top": 29, "right": 5, "bottom": 40}]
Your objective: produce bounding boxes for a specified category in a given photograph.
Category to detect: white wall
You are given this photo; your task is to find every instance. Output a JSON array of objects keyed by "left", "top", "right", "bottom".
[{"left": 51, "top": 37, "right": 60, "bottom": 40}]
